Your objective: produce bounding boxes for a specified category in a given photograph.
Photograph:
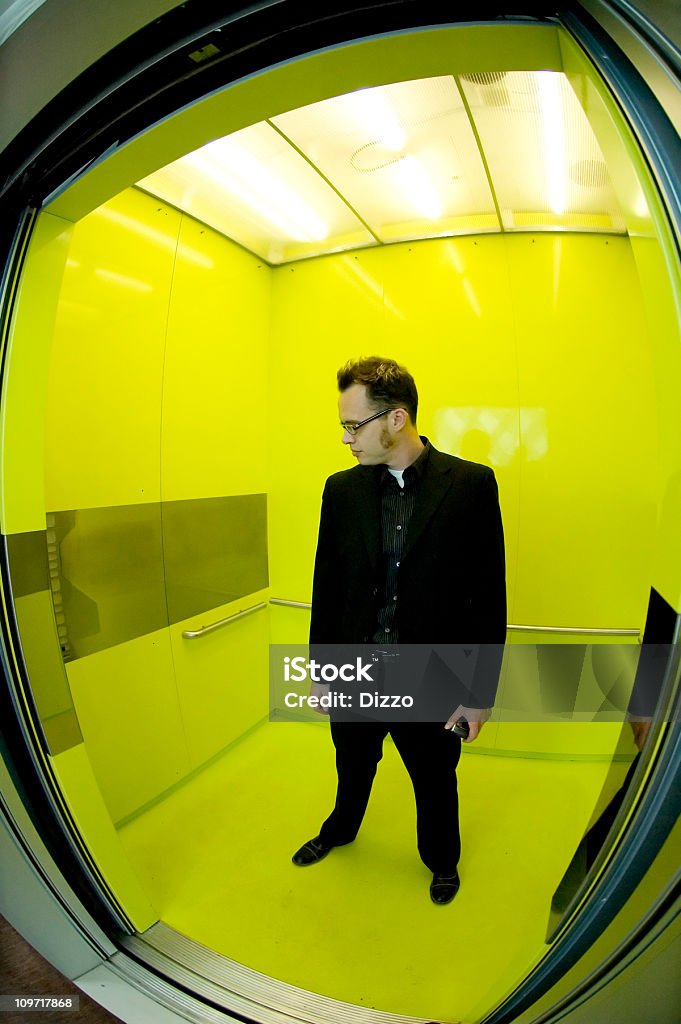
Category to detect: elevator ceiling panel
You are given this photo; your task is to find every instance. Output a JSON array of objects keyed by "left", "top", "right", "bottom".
[
  {"left": 136, "top": 70, "right": 627, "bottom": 265},
  {"left": 137, "top": 123, "right": 375, "bottom": 265},
  {"left": 271, "top": 77, "right": 499, "bottom": 242}
]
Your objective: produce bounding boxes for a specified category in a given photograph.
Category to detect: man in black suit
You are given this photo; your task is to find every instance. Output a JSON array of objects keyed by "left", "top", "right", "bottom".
[{"left": 292, "top": 357, "right": 506, "bottom": 904}]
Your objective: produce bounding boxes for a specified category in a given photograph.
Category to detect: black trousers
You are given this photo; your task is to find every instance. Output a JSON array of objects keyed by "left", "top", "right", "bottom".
[{"left": 318, "top": 715, "right": 462, "bottom": 874}]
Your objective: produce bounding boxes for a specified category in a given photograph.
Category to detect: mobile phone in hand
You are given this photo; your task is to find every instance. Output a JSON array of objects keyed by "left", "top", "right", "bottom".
[{"left": 451, "top": 716, "right": 470, "bottom": 739}]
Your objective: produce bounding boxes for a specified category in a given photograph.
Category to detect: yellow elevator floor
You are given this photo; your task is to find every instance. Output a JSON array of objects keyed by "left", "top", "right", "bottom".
[{"left": 117, "top": 722, "right": 612, "bottom": 1022}]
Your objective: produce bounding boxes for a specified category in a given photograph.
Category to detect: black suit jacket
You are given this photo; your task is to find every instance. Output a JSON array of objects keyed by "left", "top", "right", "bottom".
[{"left": 309, "top": 442, "right": 507, "bottom": 708}]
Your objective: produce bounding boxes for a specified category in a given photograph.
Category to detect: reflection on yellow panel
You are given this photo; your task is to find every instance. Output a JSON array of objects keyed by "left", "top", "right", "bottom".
[
  {"left": 45, "top": 189, "right": 181, "bottom": 511},
  {"left": 169, "top": 591, "right": 270, "bottom": 770},
  {"left": 66, "top": 628, "right": 190, "bottom": 824},
  {"left": 51, "top": 744, "right": 156, "bottom": 929},
  {"left": 161, "top": 214, "right": 270, "bottom": 500},
  {"left": 1, "top": 213, "right": 72, "bottom": 534},
  {"left": 494, "top": 635, "right": 641, "bottom": 758}
]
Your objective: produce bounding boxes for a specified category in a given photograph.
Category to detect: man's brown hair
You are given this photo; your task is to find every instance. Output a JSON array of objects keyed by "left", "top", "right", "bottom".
[{"left": 337, "top": 356, "right": 418, "bottom": 426}]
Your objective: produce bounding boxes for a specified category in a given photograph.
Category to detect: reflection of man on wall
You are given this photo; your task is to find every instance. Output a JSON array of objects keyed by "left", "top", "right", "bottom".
[{"left": 292, "top": 357, "right": 506, "bottom": 904}]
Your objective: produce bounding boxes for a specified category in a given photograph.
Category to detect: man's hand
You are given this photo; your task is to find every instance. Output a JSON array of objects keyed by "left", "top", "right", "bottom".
[
  {"left": 444, "top": 705, "right": 492, "bottom": 742},
  {"left": 310, "top": 681, "right": 330, "bottom": 715}
]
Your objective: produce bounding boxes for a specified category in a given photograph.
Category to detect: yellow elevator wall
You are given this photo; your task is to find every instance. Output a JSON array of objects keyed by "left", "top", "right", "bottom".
[
  {"left": 268, "top": 234, "right": 655, "bottom": 759},
  {"left": 0, "top": 190, "right": 667, "bottom": 931},
  {"left": 268, "top": 233, "right": 657, "bottom": 635},
  {"left": 40, "top": 189, "right": 272, "bottom": 825},
  {"left": 13, "top": 197, "right": 665, "bottom": 811}
]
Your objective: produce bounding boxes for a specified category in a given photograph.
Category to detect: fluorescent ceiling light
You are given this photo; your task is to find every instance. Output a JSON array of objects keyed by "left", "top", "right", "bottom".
[
  {"left": 538, "top": 71, "right": 567, "bottom": 216},
  {"left": 187, "top": 139, "right": 329, "bottom": 242},
  {"left": 351, "top": 87, "right": 406, "bottom": 152},
  {"left": 397, "top": 156, "right": 443, "bottom": 220}
]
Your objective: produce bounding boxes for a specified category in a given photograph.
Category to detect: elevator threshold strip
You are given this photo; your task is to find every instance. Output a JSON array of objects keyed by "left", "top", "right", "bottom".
[{"left": 119, "top": 921, "right": 447, "bottom": 1024}]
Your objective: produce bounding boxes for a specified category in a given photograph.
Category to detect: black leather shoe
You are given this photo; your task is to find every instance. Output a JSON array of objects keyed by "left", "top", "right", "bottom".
[
  {"left": 430, "top": 870, "right": 460, "bottom": 904},
  {"left": 292, "top": 836, "right": 333, "bottom": 866}
]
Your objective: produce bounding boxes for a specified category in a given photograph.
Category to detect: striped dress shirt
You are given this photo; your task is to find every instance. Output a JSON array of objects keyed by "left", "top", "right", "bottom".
[{"left": 371, "top": 440, "right": 431, "bottom": 644}]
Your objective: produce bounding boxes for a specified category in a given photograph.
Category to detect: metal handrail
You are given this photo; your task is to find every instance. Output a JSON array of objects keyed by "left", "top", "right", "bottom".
[
  {"left": 268, "top": 599, "right": 640, "bottom": 636},
  {"left": 182, "top": 602, "right": 266, "bottom": 639},
  {"left": 508, "top": 624, "right": 640, "bottom": 636},
  {"left": 269, "top": 598, "right": 312, "bottom": 609}
]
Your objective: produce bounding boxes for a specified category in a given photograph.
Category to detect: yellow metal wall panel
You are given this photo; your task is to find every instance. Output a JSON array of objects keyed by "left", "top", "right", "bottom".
[
  {"left": 508, "top": 233, "right": 657, "bottom": 629},
  {"left": 44, "top": 189, "right": 180, "bottom": 512},
  {"left": 50, "top": 744, "right": 156, "bottom": 930},
  {"left": 161, "top": 215, "right": 270, "bottom": 500},
  {"left": 380, "top": 235, "right": 521, "bottom": 632},
  {"left": 169, "top": 592, "right": 269, "bottom": 771},
  {"left": 267, "top": 249, "right": 385, "bottom": 604},
  {"left": 1, "top": 213, "right": 72, "bottom": 534},
  {"left": 268, "top": 604, "right": 311, "bottom": 645},
  {"left": 66, "top": 629, "right": 190, "bottom": 823}
]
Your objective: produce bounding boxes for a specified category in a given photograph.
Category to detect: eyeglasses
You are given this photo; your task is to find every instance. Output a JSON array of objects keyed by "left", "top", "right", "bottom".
[{"left": 340, "top": 408, "right": 392, "bottom": 436}]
